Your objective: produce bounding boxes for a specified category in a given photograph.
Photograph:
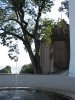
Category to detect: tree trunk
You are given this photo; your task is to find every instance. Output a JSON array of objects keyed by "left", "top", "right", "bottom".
[
  {"left": 23, "top": 40, "right": 41, "bottom": 74},
  {"left": 29, "top": 52, "right": 41, "bottom": 74},
  {"left": 34, "top": 39, "right": 41, "bottom": 74},
  {"left": 34, "top": 54, "right": 41, "bottom": 74}
]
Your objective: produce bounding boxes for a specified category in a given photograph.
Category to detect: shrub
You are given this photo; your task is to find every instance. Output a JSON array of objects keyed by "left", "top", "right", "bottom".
[
  {"left": 20, "top": 63, "right": 34, "bottom": 74},
  {"left": 0, "top": 66, "right": 11, "bottom": 73}
]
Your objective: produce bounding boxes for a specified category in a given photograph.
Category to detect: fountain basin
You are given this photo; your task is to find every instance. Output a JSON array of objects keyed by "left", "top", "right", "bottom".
[{"left": 0, "top": 87, "right": 74, "bottom": 100}]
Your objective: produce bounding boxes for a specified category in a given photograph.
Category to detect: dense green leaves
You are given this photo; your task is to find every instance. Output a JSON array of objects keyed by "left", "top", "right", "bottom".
[
  {"left": 20, "top": 63, "right": 34, "bottom": 74},
  {"left": 40, "top": 18, "right": 69, "bottom": 45},
  {"left": 51, "top": 19, "right": 69, "bottom": 41},
  {"left": 0, "top": 66, "right": 11, "bottom": 73},
  {"left": 39, "top": 18, "right": 54, "bottom": 44}
]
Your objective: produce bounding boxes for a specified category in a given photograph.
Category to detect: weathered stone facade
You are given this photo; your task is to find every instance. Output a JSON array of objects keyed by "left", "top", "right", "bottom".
[
  {"left": 40, "top": 20, "right": 70, "bottom": 74},
  {"left": 40, "top": 40, "right": 70, "bottom": 74},
  {"left": 40, "top": 42, "right": 54, "bottom": 74},
  {"left": 52, "top": 40, "right": 69, "bottom": 72}
]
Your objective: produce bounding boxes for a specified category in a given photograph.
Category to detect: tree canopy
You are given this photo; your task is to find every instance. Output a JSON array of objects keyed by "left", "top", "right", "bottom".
[
  {"left": 59, "top": 0, "right": 69, "bottom": 17},
  {"left": 0, "top": 0, "right": 54, "bottom": 73}
]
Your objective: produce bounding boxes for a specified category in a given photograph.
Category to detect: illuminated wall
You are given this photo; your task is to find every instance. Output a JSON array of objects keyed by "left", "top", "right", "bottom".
[{"left": 69, "top": 0, "right": 75, "bottom": 75}]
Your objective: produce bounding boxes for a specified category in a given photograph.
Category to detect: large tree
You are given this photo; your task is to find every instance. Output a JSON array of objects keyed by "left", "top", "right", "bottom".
[{"left": 0, "top": 0, "right": 54, "bottom": 74}]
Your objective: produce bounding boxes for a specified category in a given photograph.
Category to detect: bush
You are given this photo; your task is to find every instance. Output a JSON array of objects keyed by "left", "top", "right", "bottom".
[
  {"left": 20, "top": 63, "right": 34, "bottom": 74},
  {"left": 0, "top": 66, "right": 11, "bottom": 73}
]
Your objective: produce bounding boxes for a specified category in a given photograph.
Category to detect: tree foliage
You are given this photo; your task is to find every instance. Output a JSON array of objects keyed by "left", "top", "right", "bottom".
[
  {"left": 0, "top": 66, "right": 11, "bottom": 73},
  {"left": 20, "top": 63, "right": 34, "bottom": 74},
  {"left": 40, "top": 18, "right": 54, "bottom": 45},
  {"left": 41, "top": 19, "right": 69, "bottom": 43},
  {"left": 51, "top": 19, "right": 69, "bottom": 39},
  {"left": 59, "top": 0, "right": 69, "bottom": 17}
]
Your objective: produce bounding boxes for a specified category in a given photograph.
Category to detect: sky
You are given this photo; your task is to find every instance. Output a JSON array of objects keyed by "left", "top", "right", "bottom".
[{"left": 0, "top": 0, "right": 70, "bottom": 74}]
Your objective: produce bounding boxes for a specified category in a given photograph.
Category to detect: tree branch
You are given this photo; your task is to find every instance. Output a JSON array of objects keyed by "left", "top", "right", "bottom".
[
  {"left": 25, "top": 30, "right": 40, "bottom": 41},
  {"left": 0, "top": 31, "right": 24, "bottom": 42},
  {"left": 4, "top": 18, "right": 21, "bottom": 26},
  {"left": 33, "top": 1, "right": 45, "bottom": 36},
  {"left": 2, "top": 18, "right": 39, "bottom": 41}
]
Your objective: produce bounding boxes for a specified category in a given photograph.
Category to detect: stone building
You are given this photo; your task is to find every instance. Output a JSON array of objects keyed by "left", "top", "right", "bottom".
[{"left": 40, "top": 20, "right": 70, "bottom": 74}]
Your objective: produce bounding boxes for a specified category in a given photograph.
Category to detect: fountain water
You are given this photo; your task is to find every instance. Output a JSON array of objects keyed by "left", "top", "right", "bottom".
[{"left": 0, "top": 88, "right": 73, "bottom": 100}]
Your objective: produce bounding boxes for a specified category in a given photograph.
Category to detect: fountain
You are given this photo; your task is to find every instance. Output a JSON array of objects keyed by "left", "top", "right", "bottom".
[{"left": 0, "top": 88, "right": 73, "bottom": 100}]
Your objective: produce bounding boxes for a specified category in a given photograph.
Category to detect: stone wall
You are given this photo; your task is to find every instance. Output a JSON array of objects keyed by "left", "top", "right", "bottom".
[
  {"left": 53, "top": 41, "right": 69, "bottom": 71},
  {"left": 40, "top": 43, "right": 53, "bottom": 74},
  {"left": 40, "top": 40, "right": 69, "bottom": 74}
]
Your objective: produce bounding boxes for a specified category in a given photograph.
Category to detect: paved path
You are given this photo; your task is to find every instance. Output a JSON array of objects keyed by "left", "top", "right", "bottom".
[{"left": 0, "top": 74, "right": 75, "bottom": 99}]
